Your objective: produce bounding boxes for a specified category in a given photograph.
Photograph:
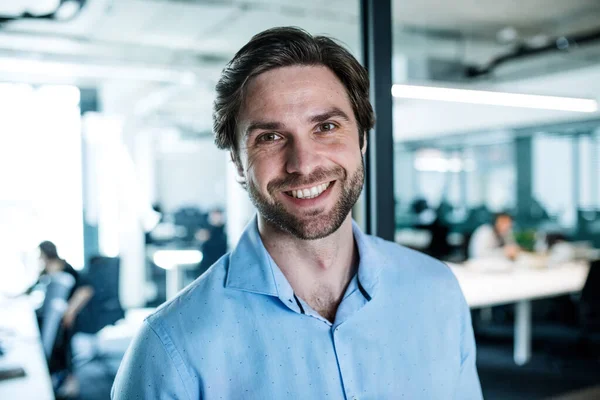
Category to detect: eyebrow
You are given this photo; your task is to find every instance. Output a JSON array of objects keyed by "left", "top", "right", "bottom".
[
  {"left": 309, "top": 107, "right": 351, "bottom": 124},
  {"left": 244, "top": 121, "right": 283, "bottom": 138},
  {"left": 243, "top": 107, "right": 352, "bottom": 139}
]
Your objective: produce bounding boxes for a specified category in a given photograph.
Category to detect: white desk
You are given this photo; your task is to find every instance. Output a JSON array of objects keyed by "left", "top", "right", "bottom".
[
  {"left": 450, "top": 261, "right": 590, "bottom": 365},
  {"left": 0, "top": 297, "right": 54, "bottom": 400},
  {"left": 149, "top": 248, "right": 203, "bottom": 300}
]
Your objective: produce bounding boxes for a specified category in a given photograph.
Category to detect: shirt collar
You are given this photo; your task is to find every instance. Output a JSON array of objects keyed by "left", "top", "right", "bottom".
[
  {"left": 225, "top": 215, "right": 382, "bottom": 299},
  {"left": 351, "top": 219, "right": 382, "bottom": 299}
]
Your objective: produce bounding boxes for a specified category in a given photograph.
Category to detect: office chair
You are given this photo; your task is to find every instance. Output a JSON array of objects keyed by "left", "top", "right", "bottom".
[
  {"left": 173, "top": 207, "right": 206, "bottom": 242},
  {"left": 40, "top": 272, "right": 76, "bottom": 361},
  {"left": 580, "top": 259, "right": 600, "bottom": 339},
  {"left": 75, "top": 256, "right": 124, "bottom": 334}
]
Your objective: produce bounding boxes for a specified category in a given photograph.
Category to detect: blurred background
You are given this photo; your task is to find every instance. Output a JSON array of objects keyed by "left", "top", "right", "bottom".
[{"left": 0, "top": 0, "right": 598, "bottom": 399}]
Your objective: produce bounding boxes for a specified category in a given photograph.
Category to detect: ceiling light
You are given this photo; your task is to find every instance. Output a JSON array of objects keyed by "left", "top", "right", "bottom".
[
  {"left": 391, "top": 84, "right": 598, "bottom": 113},
  {"left": 0, "top": 56, "right": 198, "bottom": 85}
]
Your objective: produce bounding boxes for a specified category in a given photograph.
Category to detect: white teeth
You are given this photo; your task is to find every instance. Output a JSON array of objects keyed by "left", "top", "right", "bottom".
[{"left": 288, "top": 182, "right": 331, "bottom": 199}]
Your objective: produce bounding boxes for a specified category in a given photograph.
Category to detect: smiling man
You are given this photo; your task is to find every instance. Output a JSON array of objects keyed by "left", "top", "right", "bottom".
[{"left": 112, "top": 27, "right": 482, "bottom": 399}]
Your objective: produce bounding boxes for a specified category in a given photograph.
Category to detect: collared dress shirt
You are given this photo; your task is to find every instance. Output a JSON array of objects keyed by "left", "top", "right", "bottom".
[{"left": 112, "top": 217, "right": 482, "bottom": 399}]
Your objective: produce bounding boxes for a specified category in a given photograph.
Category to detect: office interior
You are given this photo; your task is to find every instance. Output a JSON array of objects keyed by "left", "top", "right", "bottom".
[{"left": 0, "top": 0, "right": 599, "bottom": 399}]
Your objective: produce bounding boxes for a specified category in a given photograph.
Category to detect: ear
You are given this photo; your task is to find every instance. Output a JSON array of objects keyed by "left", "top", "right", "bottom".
[
  {"left": 230, "top": 151, "right": 247, "bottom": 187},
  {"left": 360, "top": 131, "right": 368, "bottom": 155},
  {"left": 229, "top": 151, "right": 242, "bottom": 174}
]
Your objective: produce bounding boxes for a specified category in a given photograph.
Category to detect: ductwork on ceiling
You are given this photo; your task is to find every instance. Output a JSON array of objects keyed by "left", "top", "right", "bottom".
[
  {"left": 466, "top": 29, "right": 600, "bottom": 78},
  {"left": 398, "top": 29, "right": 600, "bottom": 83},
  {"left": 0, "top": 0, "right": 87, "bottom": 22}
]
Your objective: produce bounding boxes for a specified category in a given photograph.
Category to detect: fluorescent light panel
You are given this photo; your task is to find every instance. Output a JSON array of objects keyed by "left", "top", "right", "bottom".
[
  {"left": 0, "top": 57, "right": 197, "bottom": 85},
  {"left": 392, "top": 84, "right": 598, "bottom": 113}
]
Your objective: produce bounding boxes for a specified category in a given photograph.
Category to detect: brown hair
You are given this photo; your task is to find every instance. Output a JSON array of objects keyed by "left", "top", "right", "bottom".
[
  {"left": 39, "top": 241, "right": 59, "bottom": 260},
  {"left": 213, "top": 26, "right": 375, "bottom": 155}
]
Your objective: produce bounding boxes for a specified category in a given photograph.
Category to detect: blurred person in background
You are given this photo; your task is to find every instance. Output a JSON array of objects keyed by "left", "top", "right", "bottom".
[
  {"left": 411, "top": 198, "right": 451, "bottom": 260},
  {"left": 35, "top": 241, "right": 94, "bottom": 329},
  {"left": 469, "top": 212, "right": 520, "bottom": 260},
  {"left": 34, "top": 241, "right": 94, "bottom": 398}
]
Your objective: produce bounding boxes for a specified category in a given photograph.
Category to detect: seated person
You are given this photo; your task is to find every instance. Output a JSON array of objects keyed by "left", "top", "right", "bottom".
[
  {"left": 469, "top": 212, "right": 520, "bottom": 260},
  {"left": 34, "top": 241, "right": 94, "bottom": 397}
]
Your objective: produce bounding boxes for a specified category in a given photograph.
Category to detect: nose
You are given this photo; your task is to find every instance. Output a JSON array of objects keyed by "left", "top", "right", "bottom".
[{"left": 285, "top": 136, "right": 320, "bottom": 176}]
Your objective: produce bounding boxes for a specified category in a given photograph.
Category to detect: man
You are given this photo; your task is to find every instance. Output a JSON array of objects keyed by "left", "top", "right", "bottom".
[
  {"left": 469, "top": 212, "right": 520, "bottom": 260},
  {"left": 112, "top": 27, "right": 482, "bottom": 399}
]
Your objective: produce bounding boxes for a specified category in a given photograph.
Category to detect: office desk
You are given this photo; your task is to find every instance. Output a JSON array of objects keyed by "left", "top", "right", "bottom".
[
  {"left": 148, "top": 247, "right": 203, "bottom": 300},
  {"left": 450, "top": 261, "right": 590, "bottom": 365},
  {"left": 0, "top": 297, "right": 54, "bottom": 400}
]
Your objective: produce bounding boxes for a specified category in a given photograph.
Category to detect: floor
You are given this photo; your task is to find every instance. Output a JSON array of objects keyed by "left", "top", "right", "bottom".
[{"left": 476, "top": 322, "right": 600, "bottom": 400}]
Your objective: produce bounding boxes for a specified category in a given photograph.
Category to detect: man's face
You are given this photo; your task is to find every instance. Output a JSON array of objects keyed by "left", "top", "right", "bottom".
[
  {"left": 235, "top": 65, "right": 366, "bottom": 240},
  {"left": 495, "top": 216, "right": 513, "bottom": 237}
]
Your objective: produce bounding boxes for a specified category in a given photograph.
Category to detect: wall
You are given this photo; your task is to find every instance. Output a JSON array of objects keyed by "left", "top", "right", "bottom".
[{"left": 155, "top": 134, "right": 228, "bottom": 213}]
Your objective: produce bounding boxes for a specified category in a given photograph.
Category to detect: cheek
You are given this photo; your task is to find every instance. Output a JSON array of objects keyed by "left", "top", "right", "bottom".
[
  {"left": 246, "top": 152, "right": 282, "bottom": 187},
  {"left": 327, "top": 142, "right": 362, "bottom": 167}
]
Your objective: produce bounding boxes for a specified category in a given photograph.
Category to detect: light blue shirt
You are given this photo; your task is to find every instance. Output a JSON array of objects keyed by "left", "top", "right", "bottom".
[{"left": 112, "top": 217, "right": 482, "bottom": 399}]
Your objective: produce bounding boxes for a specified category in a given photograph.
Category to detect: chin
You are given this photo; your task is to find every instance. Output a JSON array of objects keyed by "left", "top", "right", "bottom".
[{"left": 276, "top": 209, "right": 349, "bottom": 240}]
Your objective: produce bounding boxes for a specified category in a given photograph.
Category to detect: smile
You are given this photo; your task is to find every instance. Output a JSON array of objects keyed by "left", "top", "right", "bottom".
[{"left": 285, "top": 182, "right": 332, "bottom": 199}]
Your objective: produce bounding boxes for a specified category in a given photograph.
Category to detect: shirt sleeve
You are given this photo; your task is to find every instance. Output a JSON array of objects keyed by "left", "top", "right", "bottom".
[
  {"left": 454, "top": 296, "right": 483, "bottom": 399},
  {"left": 111, "top": 320, "right": 196, "bottom": 400}
]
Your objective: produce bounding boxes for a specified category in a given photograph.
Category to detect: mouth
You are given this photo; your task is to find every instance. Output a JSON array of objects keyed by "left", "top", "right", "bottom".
[{"left": 283, "top": 181, "right": 333, "bottom": 200}]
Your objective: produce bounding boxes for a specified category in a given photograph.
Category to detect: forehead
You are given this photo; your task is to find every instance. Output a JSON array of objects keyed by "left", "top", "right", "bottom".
[{"left": 238, "top": 65, "right": 354, "bottom": 126}]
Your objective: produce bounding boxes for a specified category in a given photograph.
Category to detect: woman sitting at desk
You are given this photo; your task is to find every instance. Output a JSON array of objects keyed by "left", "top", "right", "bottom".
[
  {"left": 469, "top": 212, "right": 520, "bottom": 260},
  {"left": 33, "top": 241, "right": 94, "bottom": 398}
]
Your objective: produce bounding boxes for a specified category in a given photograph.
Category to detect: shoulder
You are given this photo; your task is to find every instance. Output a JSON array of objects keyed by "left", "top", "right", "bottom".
[
  {"left": 63, "top": 262, "right": 79, "bottom": 277},
  {"left": 472, "top": 224, "right": 494, "bottom": 238},
  {"left": 145, "top": 253, "right": 231, "bottom": 336}
]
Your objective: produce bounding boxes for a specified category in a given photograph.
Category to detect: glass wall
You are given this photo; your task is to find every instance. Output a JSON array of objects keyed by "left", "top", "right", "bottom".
[
  {"left": 392, "top": 0, "right": 600, "bottom": 261},
  {"left": 392, "top": 2, "right": 600, "bottom": 397}
]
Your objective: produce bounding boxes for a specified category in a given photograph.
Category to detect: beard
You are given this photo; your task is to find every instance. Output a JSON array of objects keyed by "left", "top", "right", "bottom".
[{"left": 247, "top": 159, "right": 364, "bottom": 240}]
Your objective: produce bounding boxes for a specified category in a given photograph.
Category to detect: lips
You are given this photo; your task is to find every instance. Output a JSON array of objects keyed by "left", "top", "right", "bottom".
[{"left": 285, "top": 182, "right": 332, "bottom": 199}]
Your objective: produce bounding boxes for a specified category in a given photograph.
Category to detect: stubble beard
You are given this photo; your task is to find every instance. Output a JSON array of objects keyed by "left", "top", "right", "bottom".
[{"left": 247, "top": 160, "right": 364, "bottom": 240}]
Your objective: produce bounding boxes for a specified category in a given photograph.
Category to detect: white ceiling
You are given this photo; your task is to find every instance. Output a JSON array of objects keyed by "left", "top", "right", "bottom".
[
  {"left": 1, "top": 0, "right": 599, "bottom": 135},
  {"left": 393, "top": 0, "right": 600, "bottom": 37}
]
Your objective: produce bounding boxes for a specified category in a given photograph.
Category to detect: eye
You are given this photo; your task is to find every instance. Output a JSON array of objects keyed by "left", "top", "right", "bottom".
[
  {"left": 317, "top": 122, "right": 337, "bottom": 132},
  {"left": 257, "top": 132, "right": 282, "bottom": 143}
]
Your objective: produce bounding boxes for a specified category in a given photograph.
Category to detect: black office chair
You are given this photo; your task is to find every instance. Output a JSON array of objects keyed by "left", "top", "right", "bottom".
[
  {"left": 580, "top": 259, "right": 600, "bottom": 339},
  {"left": 75, "top": 256, "right": 124, "bottom": 334},
  {"left": 40, "top": 272, "right": 76, "bottom": 361}
]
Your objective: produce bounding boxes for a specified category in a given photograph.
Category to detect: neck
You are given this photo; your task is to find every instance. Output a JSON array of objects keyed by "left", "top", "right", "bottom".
[
  {"left": 45, "top": 259, "right": 64, "bottom": 273},
  {"left": 258, "top": 214, "right": 358, "bottom": 322}
]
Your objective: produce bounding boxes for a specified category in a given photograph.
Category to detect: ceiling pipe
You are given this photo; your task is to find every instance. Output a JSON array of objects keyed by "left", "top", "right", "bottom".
[
  {"left": 466, "top": 29, "right": 600, "bottom": 78},
  {"left": 0, "top": 0, "right": 87, "bottom": 23}
]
